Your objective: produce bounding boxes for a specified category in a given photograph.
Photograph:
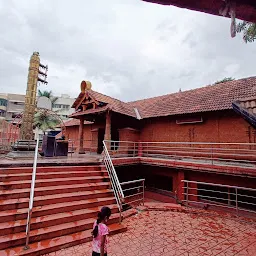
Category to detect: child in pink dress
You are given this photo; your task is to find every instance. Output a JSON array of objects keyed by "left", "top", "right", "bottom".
[{"left": 92, "top": 206, "right": 111, "bottom": 256}]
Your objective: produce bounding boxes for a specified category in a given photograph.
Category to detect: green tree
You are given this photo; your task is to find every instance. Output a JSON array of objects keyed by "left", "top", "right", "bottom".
[
  {"left": 215, "top": 77, "right": 235, "bottom": 84},
  {"left": 236, "top": 21, "right": 256, "bottom": 43},
  {"left": 34, "top": 109, "right": 61, "bottom": 135},
  {"left": 38, "top": 90, "right": 58, "bottom": 108}
]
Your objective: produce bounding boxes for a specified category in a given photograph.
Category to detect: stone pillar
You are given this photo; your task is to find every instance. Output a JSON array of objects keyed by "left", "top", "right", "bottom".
[
  {"left": 104, "top": 110, "right": 111, "bottom": 149},
  {"left": 176, "top": 170, "right": 185, "bottom": 202},
  {"left": 78, "top": 117, "right": 85, "bottom": 154}
]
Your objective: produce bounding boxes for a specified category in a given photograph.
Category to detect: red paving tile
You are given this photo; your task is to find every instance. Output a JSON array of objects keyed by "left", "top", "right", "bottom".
[{"left": 43, "top": 208, "right": 256, "bottom": 256}]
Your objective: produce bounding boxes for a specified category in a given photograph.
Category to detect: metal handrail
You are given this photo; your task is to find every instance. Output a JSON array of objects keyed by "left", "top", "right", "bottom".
[
  {"left": 25, "top": 138, "right": 39, "bottom": 249},
  {"left": 120, "top": 179, "right": 145, "bottom": 208},
  {"left": 102, "top": 141, "right": 124, "bottom": 222},
  {"left": 181, "top": 180, "right": 256, "bottom": 216},
  {"left": 102, "top": 141, "right": 145, "bottom": 221},
  {"left": 108, "top": 139, "right": 256, "bottom": 146},
  {"left": 104, "top": 140, "right": 256, "bottom": 167},
  {"left": 120, "top": 178, "right": 145, "bottom": 186}
]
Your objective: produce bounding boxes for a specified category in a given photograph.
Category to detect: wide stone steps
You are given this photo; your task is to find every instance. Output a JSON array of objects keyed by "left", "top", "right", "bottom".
[
  {"left": 0, "top": 163, "right": 125, "bottom": 255},
  {"left": 1, "top": 223, "right": 126, "bottom": 256},
  {"left": 0, "top": 189, "right": 113, "bottom": 210},
  {"left": 0, "top": 176, "right": 109, "bottom": 190},
  {"left": 0, "top": 182, "right": 110, "bottom": 200},
  {"left": 0, "top": 212, "right": 121, "bottom": 250},
  {"left": 0, "top": 204, "right": 119, "bottom": 236},
  {"left": 0, "top": 197, "right": 116, "bottom": 223},
  {"left": 0, "top": 170, "right": 108, "bottom": 182},
  {"left": 0, "top": 165, "right": 103, "bottom": 174}
]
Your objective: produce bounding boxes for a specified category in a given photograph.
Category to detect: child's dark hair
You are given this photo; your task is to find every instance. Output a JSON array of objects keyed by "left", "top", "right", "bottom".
[{"left": 92, "top": 206, "right": 111, "bottom": 238}]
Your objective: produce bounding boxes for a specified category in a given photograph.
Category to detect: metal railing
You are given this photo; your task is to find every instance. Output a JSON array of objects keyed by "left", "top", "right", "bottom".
[
  {"left": 67, "top": 139, "right": 97, "bottom": 155},
  {"left": 182, "top": 180, "right": 256, "bottom": 216},
  {"left": 120, "top": 179, "right": 145, "bottom": 210},
  {"left": 25, "top": 138, "right": 40, "bottom": 249},
  {"left": 106, "top": 140, "right": 256, "bottom": 168},
  {"left": 102, "top": 141, "right": 145, "bottom": 221},
  {"left": 103, "top": 141, "right": 124, "bottom": 222},
  {"left": 105, "top": 140, "right": 139, "bottom": 158}
]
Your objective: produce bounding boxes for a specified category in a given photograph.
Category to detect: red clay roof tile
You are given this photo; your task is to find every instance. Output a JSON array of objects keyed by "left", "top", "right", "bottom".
[
  {"left": 71, "top": 76, "right": 256, "bottom": 120},
  {"left": 128, "top": 76, "right": 256, "bottom": 118}
]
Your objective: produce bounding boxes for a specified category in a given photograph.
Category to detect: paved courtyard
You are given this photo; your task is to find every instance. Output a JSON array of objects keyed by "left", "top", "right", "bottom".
[{"left": 45, "top": 206, "right": 256, "bottom": 256}]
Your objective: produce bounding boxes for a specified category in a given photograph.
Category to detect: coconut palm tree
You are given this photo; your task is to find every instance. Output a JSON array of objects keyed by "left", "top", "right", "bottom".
[
  {"left": 38, "top": 90, "right": 58, "bottom": 108},
  {"left": 34, "top": 109, "right": 61, "bottom": 135}
]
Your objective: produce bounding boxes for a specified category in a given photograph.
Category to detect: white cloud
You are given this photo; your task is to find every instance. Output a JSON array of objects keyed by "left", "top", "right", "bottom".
[{"left": 0, "top": 0, "right": 256, "bottom": 102}]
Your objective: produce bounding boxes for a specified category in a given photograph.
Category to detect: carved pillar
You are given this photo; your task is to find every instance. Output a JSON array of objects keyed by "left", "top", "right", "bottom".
[
  {"left": 104, "top": 110, "right": 111, "bottom": 149},
  {"left": 78, "top": 117, "right": 85, "bottom": 154}
]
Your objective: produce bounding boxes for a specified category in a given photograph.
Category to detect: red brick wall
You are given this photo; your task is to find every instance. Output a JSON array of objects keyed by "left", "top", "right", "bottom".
[
  {"left": 65, "top": 110, "right": 254, "bottom": 152},
  {"left": 140, "top": 110, "right": 254, "bottom": 143},
  {"left": 65, "top": 123, "right": 105, "bottom": 152},
  {"left": 117, "top": 128, "right": 140, "bottom": 155}
]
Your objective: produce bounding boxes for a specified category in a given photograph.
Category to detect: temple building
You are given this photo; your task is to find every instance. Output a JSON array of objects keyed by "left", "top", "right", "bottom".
[
  {"left": 66, "top": 77, "right": 256, "bottom": 203},
  {"left": 68, "top": 77, "right": 256, "bottom": 153}
]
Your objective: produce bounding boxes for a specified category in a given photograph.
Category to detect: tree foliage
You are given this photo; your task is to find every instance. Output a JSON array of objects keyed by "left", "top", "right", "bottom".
[
  {"left": 36, "top": 90, "right": 61, "bottom": 133},
  {"left": 236, "top": 21, "right": 256, "bottom": 43},
  {"left": 34, "top": 109, "right": 61, "bottom": 134},
  {"left": 215, "top": 77, "right": 235, "bottom": 84},
  {"left": 38, "top": 90, "right": 58, "bottom": 107}
]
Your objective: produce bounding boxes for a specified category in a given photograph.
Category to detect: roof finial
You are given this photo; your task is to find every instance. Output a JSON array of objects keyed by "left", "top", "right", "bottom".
[
  {"left": 81, "top": 80, "right": 92, "bottom": 93},
  {"left": 179, "top": 88, "right": 182, "bottom": 92}
]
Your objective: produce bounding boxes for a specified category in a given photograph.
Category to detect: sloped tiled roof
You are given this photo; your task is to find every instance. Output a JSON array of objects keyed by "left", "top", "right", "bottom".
[
  {"left": 237, "top": 97, "right": 256, "bottom": 115},
  {"left": 72, "top": 90, "right": 137, "bottom": 118},
  {"left": 128, "top": 77, "right": 256, "bottom": 118},
  {"left": 70, "top": 76, "right": 256, "bottom": 120}
]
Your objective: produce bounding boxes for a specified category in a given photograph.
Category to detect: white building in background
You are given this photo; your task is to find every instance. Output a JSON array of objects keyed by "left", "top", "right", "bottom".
[
  {"left": 52, "top": 94, "right": 75, "bottom": 119},
  {"left": 0, "top": 93, "right": 76, "bottom": 123}
]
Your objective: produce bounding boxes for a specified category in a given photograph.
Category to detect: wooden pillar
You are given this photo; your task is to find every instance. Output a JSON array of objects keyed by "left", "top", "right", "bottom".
[
  {"left": 104, "top": 110, "right": 111, "bottom": 149},
  {"left": 78, "top": 117, "right": 85, "bottom": 154}
]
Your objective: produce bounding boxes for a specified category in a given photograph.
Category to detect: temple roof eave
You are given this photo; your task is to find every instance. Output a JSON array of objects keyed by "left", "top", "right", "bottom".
[{"left": 68, "top": 106, "right": 109, "bottom": 119}]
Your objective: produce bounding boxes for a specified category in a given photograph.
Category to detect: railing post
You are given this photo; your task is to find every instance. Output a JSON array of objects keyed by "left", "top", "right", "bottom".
[
  {"left": 142, "top": 180, "right": 145, "bottom": 206},
  {"left": 186, "top": 181, "right": 189, "bottom": 206},
  {"left": 119, "top": 200, "right": 122, "bottom": 223},
  {"left": 25, "top": 138, "right": 39, "bottom": 249},
  {"left": 235, "top": 187, "right": 238, "bottom": 215}
]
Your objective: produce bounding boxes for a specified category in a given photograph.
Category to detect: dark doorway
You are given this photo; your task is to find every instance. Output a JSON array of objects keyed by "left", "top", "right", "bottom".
[{"left": 97, "top": 128, "right": 105, "bottom": 154}]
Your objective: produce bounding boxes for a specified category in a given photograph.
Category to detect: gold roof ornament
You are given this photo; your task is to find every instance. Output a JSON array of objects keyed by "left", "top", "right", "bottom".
[{"left": 81, "top": 80, "right": 92, "bottom": 93}]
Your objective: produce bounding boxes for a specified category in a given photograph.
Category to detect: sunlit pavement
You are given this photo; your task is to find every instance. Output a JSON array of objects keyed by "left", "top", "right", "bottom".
[{"left": 45, "top": 203, "right": 256, "bottom": 256}]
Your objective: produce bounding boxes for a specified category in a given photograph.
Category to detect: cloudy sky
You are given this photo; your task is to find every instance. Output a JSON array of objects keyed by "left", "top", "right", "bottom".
[{"left": 0, "top": 0, "right": 256, "bottom": 102}]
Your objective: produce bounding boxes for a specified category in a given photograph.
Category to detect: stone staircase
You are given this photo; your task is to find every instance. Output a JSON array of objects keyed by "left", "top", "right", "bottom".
[{"left": 0, "top": 164, "right": 126, "bottom": 255}]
